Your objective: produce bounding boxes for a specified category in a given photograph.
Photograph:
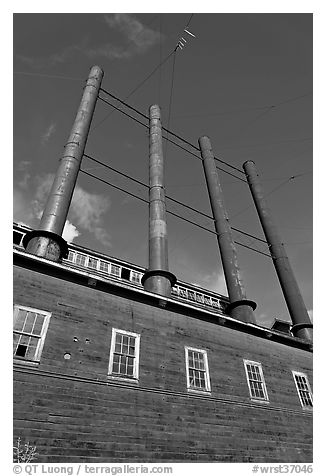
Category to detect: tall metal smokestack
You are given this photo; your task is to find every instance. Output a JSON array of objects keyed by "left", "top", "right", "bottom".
[
  {"left": 243, "top": 160, "right": 312, "bottom": 342},
  {"left": 23, "top": 65, "right": 104, "bottom": 262},
  {"left": 141, "top": 105, "right": 176, "bottom": 297},
  {"left": 198, "top": 136, "right": 256, "bottom": 324}
]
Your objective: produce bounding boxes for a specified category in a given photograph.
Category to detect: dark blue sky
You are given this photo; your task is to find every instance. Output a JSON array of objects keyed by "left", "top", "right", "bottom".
[{"left": 13, "top": 12, "right": 313, "bottom": 327}]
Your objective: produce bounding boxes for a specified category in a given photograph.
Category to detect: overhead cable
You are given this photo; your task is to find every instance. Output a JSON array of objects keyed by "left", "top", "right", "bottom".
[
  {"left": 97, "top": 95, "right": 247, "bottom": 183},
  {"left": 80, "top": 168, "right": 271, "bottom": 258},
  {"left": 99, "top": 88, "right": 246, "bottom": 177},
  {"left": 81, "top": 158, "right": 267, "bottom": 246}
]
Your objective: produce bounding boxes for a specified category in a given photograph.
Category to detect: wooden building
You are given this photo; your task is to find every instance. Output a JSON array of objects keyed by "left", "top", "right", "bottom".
[{"left": 13, "top": 222, "right": 313, "bottom": 463}]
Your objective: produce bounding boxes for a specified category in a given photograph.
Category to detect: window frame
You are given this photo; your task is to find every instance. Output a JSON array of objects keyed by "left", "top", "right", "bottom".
[
  {"left": 108, "top": 328, "right": 140, "bottom": 381},
  {"left": 13, "top": 305, "right": 51, "bottom": 363},
  {"left": 185, "top": 346, "right": 211, "bottom": 393},
  {"left": 292, "top": 371, "right": 313, "bottom": 409},
  {"left": 130, "top": 270, "right": 142, "bottom": 284},
  {"left": 243, "top": 359, "right": 269, "bottom": 402}
]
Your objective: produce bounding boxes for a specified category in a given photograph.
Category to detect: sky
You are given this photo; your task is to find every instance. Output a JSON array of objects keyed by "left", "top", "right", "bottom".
[{"left": 13, "top": 12, "right": 313, "bottom": 328}]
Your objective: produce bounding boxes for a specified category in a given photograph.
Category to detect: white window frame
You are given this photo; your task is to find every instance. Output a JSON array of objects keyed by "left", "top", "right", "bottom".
[
  {"left": 13, "top": 305, "right": 51, "bottom": 363},
  {"left": 110, "top": 263, "right": 122, "bottom": 278},
  {"left": 185, "top": 346, "right": 211, "bottom": 393},
  {"left": 292, "top": 371, "right": 313, "bottom": 409},
  {"left": 130, "top": 270, "right": 142, "bottom": 284},
  {"left": 108, "top": 328, "right": 140, "bottom": 381},
  {"left": 243, "top": 359, "right": 269, "bottom": 401},
  {"left": 75, "top": 252, "right": 88, "bottom": 267}
]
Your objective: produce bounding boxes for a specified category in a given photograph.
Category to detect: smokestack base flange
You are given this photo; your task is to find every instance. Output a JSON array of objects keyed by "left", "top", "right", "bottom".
[
  {"left": 226, "top": 299, "right": 257, "bottom": 313},
  {"left": 141, "top": 269, "right": 177, "bottom": 287},
  {"left": 226, "top": 299, "right": 257, "bottom": 324},
  {"left": 23, "top": 230, "right": 68, "bottom": 262},
  {"left": 142, "top": 269, "right": 177, "bottom": 298},
  {"left": 291, "top": 323, "right": 313, "bottom": 342}
]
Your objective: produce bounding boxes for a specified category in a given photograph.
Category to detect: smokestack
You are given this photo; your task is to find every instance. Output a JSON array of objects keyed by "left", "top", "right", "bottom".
[
  {"left": 243, "top": 160, "right": 312, "bottom": 342},
  {"left": 198, "top": 136, "right": 256, "bottom": 324},
  {"left": 141, "top": 105, "right": 176, "bottom": 297},
  {"left": 23, "top": 65, "right": 104, "bottom": 262}
]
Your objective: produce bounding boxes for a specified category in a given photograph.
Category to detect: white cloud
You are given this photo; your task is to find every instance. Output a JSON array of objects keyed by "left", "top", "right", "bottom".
[
  {"left": 84, "top": 42, "right": 131, "bottom": 60},
  {"left": 31, "top": 173, "right": 111, "bottom": 247},
  {"left": 191, "top": 270, "right": 227, "bottom": 295},
  {"left": 63, "top": 220, "right": 80, "bottom": 243},
  {"left": 41, "top": 122, "right": 56, "bottom": 145},
  {"left": 17, "top": 15, "right": 161, "bottom": 68},
  {"left": 70, "top": 186, "right": 111, "bottom": 246},
  {"left": 104, "top": 14, "right": 161, "bottom": 54}
]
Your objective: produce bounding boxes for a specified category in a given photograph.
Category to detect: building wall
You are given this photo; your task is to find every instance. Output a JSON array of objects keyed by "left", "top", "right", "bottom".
[{"left": 13, "top": 263, "right": 313, "bottom": 463}]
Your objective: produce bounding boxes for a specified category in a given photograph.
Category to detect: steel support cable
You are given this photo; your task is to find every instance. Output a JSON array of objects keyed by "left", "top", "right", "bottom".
[
  {"left": 164, "top": 49, "right": 177, "bottom": 156},
  {"left": 186, "top": 14, "right": 194, "bottom": 27},
  {"left": 99, "top": 87, "right": 246, "bottom": 176},
  {"left": 83, "top": 152, "right": 267, "bottom": 244},
  {"left": 80, "top": 168, "right": 271, "bottom": 258},
  {"left": 97, "top": 94, "right": 247, "bottom": 183}
]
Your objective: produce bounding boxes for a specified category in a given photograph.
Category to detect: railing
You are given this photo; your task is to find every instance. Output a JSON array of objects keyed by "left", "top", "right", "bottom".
[{"left": 13, "top": 224, "right": 228, "bottom": 314}]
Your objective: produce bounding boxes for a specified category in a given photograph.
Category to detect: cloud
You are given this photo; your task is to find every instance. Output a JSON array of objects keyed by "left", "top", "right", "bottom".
[
  {"left": 41, "top": 122, "right": 56, "bottom": 145},
  {"left": 63, "top": 220, "right": 80, "bottom": 243},
  {"left": 13, "top": 187, "right": 37, "bottom": 227},
  {"left": 32, "top": 173, "right": 111, "bottom": 247},
  {"left": 84, "top": 43, "right": 131, "bottom": 61},
  {"left": 16, "top": 15, "right": 161, "bottom": 68},
  {"left": 70, "top": 186, "right": 111, "bottom": 246},
  {"left": 17, "top": 43, "right": 85, "bottom": 69},
  {"left": 191, "top": 270, "right": 227, "bottom": 295},
  {"left": 16, "top": 160, "right": 31, "bottom": 172},
  {"left": 104, "top": 14, "right": 161, "bottom": 53},
  {"left": 14, "top": 161, "right": 32, "bottom": 189}
]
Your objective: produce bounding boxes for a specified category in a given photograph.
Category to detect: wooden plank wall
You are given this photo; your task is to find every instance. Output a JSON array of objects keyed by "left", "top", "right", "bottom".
[{"left": 13, "top": 265, "right": 313, "bottom": 463}]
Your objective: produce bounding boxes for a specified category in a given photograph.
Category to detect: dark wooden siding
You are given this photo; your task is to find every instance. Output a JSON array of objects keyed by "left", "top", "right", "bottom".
[{"left": 13, "top": 264, "right": 313, "bottom": 463}]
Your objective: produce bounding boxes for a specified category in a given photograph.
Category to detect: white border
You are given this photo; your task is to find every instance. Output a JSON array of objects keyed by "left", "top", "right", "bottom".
[
  {"left": 13, "top": 304, "right": 51, "bottom": 362},
  {"left": 108, "top": 328, "right": 141, "bottom": 381},
  {"left": 243, "top": 359, "right": 269, "bottom": 402},
  {"left": 185, "top": 346, "right": 211, "bottom": 393},
  {"left": 292, "top": 370, "right": 313, "bottom": 409}
]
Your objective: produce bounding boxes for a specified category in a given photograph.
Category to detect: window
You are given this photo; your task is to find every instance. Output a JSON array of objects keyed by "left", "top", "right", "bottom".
[
  {"left": 110, "top": 264, "right": 121, "bottom": 277},
  {"left": 185, "top": 347, "right": 211, "bottom": 392},
  {"left": 243, "top": 360, "right": 268, "bottom": 401},
  {"left": 67, "top": 250, "right": 75, "bottom": 262},
  {"left": 13, "top": 305, "right": 51, "bottom": 362},
  {"left": 244, "top": 360, "right": 269, "bottom": 401},
  {"left": 211, "top": 298, "right": 221, "bottom": 309},
  {"left": 99, "top": 260, "right": 109, "bottom": 273},
  {"left": 130, "top": 271, "right": 142, "bottom": 284},
  {"left": 75, "top": 253, "right": 86, "bottom": 266},
  {"left": 188, "top": 290, "right": 196, "bottom": 301},
  {"left": 196, "top": 293, "right": 204, "bottom": 304},
  {"left": 13, "top": 230, "right": 24, "bottom": 246},
  {"left": 108, "top": 329, "right": 140, "bottom": 380},
  {"left": 179, "top": 287, "right": 187, "bottom": 298},
  {"left": 292, "top": 371, "right": 313, "bottom": 408},
  {"left": 87, "top": 257, "right": 98, "bottom": 269}
]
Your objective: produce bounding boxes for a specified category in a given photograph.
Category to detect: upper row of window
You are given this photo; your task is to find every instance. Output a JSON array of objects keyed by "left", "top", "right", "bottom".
[
  {"left": 14, "top": 232, "right": 226, "bottom": 311},
  {"left": 13, "top": 304, "right": 313, "bottom": 410}
]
